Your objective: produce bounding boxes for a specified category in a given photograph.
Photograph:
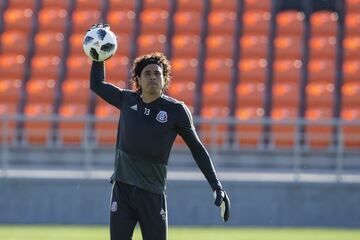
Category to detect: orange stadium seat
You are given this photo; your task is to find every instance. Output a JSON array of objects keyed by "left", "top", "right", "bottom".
[
  {"left": 177, "top": 0, "right": 204, "bottom": 11},
  {"left": 238, "top": 58, "right": 267, "bottom": 82},
  {"left": 66, "top": 55, "right": 91, "bottom": 79},
  {"left": 310, "top": 11, "right": 338, "bottom": 37},
  {"left": 94, "top": 101, "right": 120, "bottom": 145},
  {"left": 240, "top": 35, "right": 268, "bottom": 58},
  {"left": 200, "top": 106, "right": 229, "bottom": 146},
  {"left": 306, "top": 82, "right": 334, "bottom": 108},
  {"left": 242, "top": 10, "right": 271, "bottom": 35},
  {"left": 0, "top": 30, "right": 29, "bottom": 55},
  {"left": 202, "top": 82, "right": 230, "bottom": 107},
  {"left": 61, "top": 79, "right": 89, "bottom": 104},
  {"left": 272, "top": 82, "right": 299, "bottom": 107},
  {"left": 309, "top": 36, "right": 336, "bottom": 59},
  {"left": 58, "top": 103, "right": 88, "bottom": 145},
  {"left": 106, "top": 56, "right": 130, "bottom": 82},
  {"left": 271, "top": 107, "right": 298, "bottom": 148},
  {"left": 34, "top": 32, "right": 64, "bottom": 56},
  {"left": 308, "top": 58, "right": 335, "bottom": 82},
  {"left": 276, "top": 11, "right": 304, "bottom": 36},
  {"left": 0, "top": 79, "right": 22, "bottom": 104},
  {"left": 342, "top": 81, "right": 360, "bottom": 107},
  {"left": 172, "top": 34, "right": 200, "bottom": 58},
  {"left": 68, "top": 33, "right": 85, "bottom": 55},
  {"left": 236, "top": 82, "right": 264, "bottom": 107},
  {"left": 3, "top": 8, "right": 34, "bottom": 32},
  {"left": 41, "top": 0, "right": 70, "bottom": 9},
  {"left": 75, "top": 0, "right": 103, "bottom": 10},
  {"left": 137, "top": 34, "right": 167, "bottom": 55},
  {"left": 0, "top": 54, "right": 26, "bottom": 79},
  {"left": 305, "top": 107, "right": 333, "bottom": 148},
  {"left": 273, "top": 59, "right": 301, "bottom": 83},
  {"left": 204, "top": 58, "right": 233, "bottom": 83},
  {"left": 244, "top": 0, "right": 272, "bottom": 11},
  {"left": 207, "top": 10, "right": 237, "bottom": 35},
  {"left": 108, "top": 0, "right": 136, "bottom": 10},
  {"left": 143, "top": 0, "right": 170, "bottom": 9},
  {"left": 116, "top": 35, "right": 133, "bottom": 57},
  {"left": 72, "top": 10, "right": 102, "bottom": 33},
  {"left": 343, "top": 36, "right": 360, "bottom": 59},
  {"left": 140, "top": 9, "right": 169, "bottom": 34},
  {"left": 0, "top": 103, "right": 18, "bottom": 144},
  {"left": 171, "top": 57, "right": 198, "bottom": 83},
  {"left": 346, "top": 0, "right": 360, "bottom": 12},
  {"left": 37, "top": 8, "right": 68, "bottom": 32},
  {"left": 173, "top": 11, "right": 202, "bottom": 34},
  {"left": 107, "top": 10, "right": 136, "bottom": 35},
  {"left": 274, "top": 36, "right": 302, "bottom": 59},
  {"left": 167, "top": 81, "right": 195, "bottom": 107},
  {"left": 206, "top": 35, "right": 233, "bottom": 58},
  {"left": 235, "top": 106, "right": 264, "bottom": 147},
  {"left": 345, "top": 13, "right": 360, "bottom": 35},
  {"left": 26, "top": 78, "right": 56, "bottom": 103},
  {"left": 8, "top": 0, "right": 36, "bottom": 9},
  {"left": 31, "top": 55, "right": 61, "bottom": 79},
  {"left": 210, "top": 0, "right": 238, "bottom": 10},
  {"left": 23, "top": 103, "right": 54, "bottom": 144},
  {"left": 343, "top": 60, "right": 360, "bottom": 82},
  {"left": 341, "top": 107, "right": 360, "bottom": 148}
]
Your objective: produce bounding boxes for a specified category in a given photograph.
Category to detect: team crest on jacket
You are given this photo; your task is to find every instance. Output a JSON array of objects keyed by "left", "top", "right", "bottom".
[{"left": 156, "top": 111, "right": 168, "bottom": 123}]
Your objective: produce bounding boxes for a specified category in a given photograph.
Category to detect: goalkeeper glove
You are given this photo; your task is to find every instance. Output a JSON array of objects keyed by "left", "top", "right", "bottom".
[
  {"left": 88, "top": 23, "right": 110, "bottom": 31},
  {"left": 214, "top": 189, "right": 230, "bottom": 222}
]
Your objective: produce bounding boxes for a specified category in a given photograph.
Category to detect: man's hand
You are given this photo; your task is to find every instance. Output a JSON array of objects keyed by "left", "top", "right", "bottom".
[
  {"left": 88, "top": 23, "right": 110, "bottom": 31},
  {"left": 214, "top": 189, "right": 230, "bottom": 222}
]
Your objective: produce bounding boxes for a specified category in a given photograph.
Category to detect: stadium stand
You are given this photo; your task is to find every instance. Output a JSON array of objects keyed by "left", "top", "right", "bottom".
[{"left": 0, "top": 0, "right": 358, "bottom": 154}]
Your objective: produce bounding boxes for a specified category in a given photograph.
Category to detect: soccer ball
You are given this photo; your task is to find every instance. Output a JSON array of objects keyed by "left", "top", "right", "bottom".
[{"left": 83, "top": 26, "right": 118, "bottom": 62}]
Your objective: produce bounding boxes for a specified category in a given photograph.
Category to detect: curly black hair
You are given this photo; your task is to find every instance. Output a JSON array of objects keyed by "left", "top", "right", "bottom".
[{"left": 131, "top": 52, "right": 171, "bottom": 93}]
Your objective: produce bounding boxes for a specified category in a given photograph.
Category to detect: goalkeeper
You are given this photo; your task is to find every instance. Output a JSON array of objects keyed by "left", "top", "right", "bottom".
[{"left": 89, "top": 25, "right": 230, "bottom": 240}]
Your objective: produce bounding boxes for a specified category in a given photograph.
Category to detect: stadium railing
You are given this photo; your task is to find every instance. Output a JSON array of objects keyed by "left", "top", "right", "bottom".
[{"left": 1, "top": 114, "right": 359, "bottom": 179}]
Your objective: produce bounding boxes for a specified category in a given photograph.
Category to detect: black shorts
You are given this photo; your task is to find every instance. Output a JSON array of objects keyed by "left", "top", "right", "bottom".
[{"left": 110, "top": 181, "right": 168, "bottom": 240}]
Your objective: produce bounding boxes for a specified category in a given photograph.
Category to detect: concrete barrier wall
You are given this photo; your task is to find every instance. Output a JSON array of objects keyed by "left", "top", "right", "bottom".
[{"left": 0, "top": 178, "right": 359, "bottom": 227}]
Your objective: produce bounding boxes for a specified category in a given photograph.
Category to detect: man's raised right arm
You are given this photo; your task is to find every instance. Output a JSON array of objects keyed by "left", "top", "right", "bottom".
[{"left": 90, "top": 61, "right": 123, "bottom": 109}]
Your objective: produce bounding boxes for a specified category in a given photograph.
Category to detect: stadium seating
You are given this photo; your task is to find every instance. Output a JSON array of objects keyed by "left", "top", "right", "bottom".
[
  {"left": 305, "top": 10, "right": 338, "bottom": 148},
  {"left": 271, "top": 10, "right": 303, "bottom": 148},
  {"left": 23, "top": 103, "right": 54, "bottom": 144},
  {"left": 58, "top": 103, "right": 88, "bottom": 145},
  {"left": 94, "top": 100, "right": 119, "bottom": 145},
  {"left": 0, "top": 103, "right": 18, "bottom": 143},
  {"left": 0, "top": 0, "right": 358, "bottom": 151},
  {"left": 200, "top": 106, "right": 230, "bottom": 146}
]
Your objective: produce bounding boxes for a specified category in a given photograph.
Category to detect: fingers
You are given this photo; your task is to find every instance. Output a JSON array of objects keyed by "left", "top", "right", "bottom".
[
  {"left": 214, "top": 190, "right": 230, "bottom": 222},
  {"left": 214, "top": 189, "right": 224, "bottom": 206},
  {"left": 89, "top": 23, "right": 110, "bottom": 31},
  {"left": 222, "top": 192, "right": 230, "bottom": 222}
]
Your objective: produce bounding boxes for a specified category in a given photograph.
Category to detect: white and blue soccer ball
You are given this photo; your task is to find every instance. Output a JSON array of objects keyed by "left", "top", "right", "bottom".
[{"left": 83, "top": 26, "right": 118, "bottom": 62}]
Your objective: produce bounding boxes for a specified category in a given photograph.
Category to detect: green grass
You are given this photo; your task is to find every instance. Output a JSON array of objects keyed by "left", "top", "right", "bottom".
[{"left": 0, "top": 225, "right": 359, "bottom": 240}]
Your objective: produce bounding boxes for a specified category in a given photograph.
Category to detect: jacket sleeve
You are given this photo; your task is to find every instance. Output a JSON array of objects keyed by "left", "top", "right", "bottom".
[
  {"left": 90, "top": 61, "right": 124, "bottom": 109},
  {"left": 175, "top": 103, "right": 222, "bottom": 191}
]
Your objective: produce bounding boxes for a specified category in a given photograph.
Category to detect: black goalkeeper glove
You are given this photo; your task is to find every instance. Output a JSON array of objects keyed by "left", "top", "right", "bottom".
[
  {"left": 88, "top": 23, "right": 110, "bottom": 31},
  {"left": 214, "top": 189, "right": 230, "bottom": 222}
]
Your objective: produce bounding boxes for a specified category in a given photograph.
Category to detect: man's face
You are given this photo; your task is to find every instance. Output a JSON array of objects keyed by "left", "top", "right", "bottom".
[{"left": 138, "top": 64, "right": 164, "bottom": 96}]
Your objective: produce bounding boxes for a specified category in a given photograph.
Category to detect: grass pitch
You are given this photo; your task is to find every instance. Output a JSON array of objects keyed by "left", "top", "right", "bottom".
[{"left": 0, "top": 225, "right": 359, "bottom": 240}]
